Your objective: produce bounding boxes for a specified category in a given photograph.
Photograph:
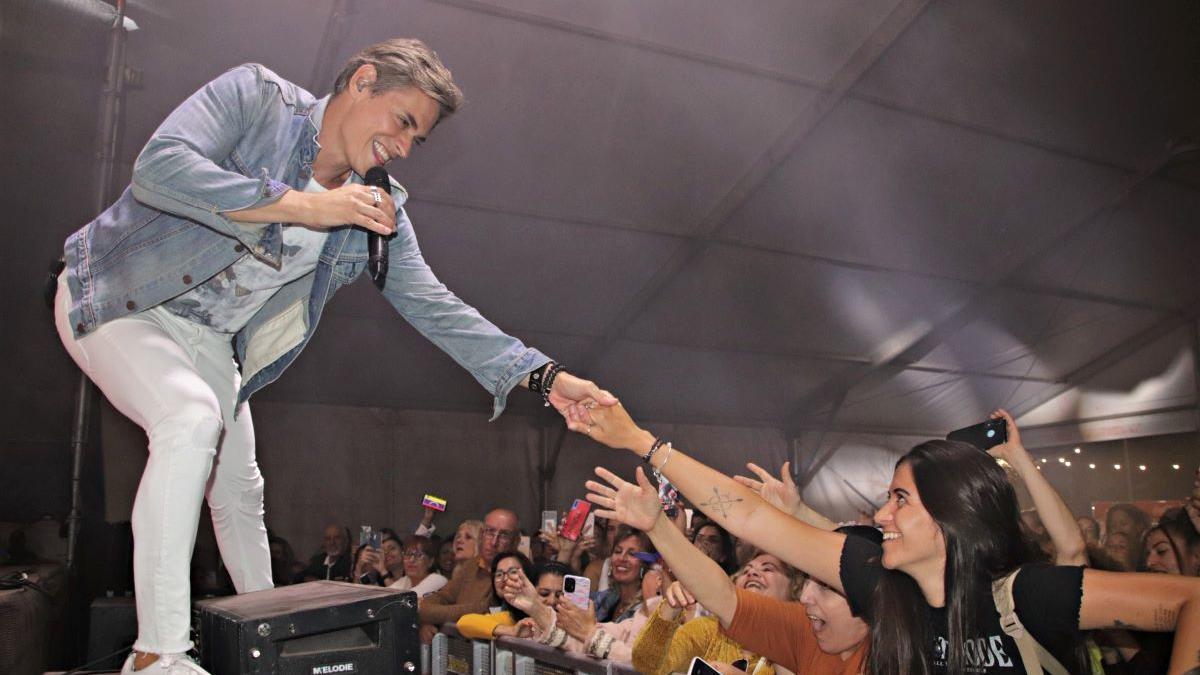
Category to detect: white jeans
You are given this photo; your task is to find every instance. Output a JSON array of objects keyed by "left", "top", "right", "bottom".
[{"left": 55, "top": 276, "right": 273, "bottom": 653}]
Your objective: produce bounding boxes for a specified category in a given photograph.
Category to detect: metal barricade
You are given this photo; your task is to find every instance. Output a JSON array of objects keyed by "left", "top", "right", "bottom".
[
  {"left": 432, "top": 624, "right": 493, "bottom": 675},
  {"left": 494, "top": 636, "right": 611, "bottom": 675}
]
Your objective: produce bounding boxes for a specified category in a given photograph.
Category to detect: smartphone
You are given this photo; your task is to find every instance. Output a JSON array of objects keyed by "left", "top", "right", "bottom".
[
  {"left": 541, "top": 509, "right": 558, "bottom": 533},
  {"left": 562, "top": 574, "right": 591, "bottom": 609},
  {"left": 658, "top": 478, "right": 679, "bottom": 518},
  {"left": 582, "top": 511, "right": 596, "bottom": 539},
  {"left": 422, "top": 494, "right": 447, "bottom": 511},
  {"left": 947, "top": 418, "right": 1008, "bottom": 451},
  {"left": 359, "top": 526, "right": 381, "bottom": 550},
  {"left": 688, "top": 657, "right": 723, "bottom": 675},
  {"left": 560, "top": 498, "right": 591, "bottom": 541}
]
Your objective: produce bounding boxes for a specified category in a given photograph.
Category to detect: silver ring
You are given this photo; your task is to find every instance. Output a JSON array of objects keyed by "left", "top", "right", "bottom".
[{"left": 370, "top": 187, "right": 382, "bottom": 205}]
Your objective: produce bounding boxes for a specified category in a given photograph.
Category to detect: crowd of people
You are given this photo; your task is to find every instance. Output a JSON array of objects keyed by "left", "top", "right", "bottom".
[{"left": 252, "top": 409, "right": 1198, "bottom": 675}]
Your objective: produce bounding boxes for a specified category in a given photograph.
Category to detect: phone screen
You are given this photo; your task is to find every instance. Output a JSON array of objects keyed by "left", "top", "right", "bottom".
[{"left": 688, "top": 657, "right": 723, "bottom": 675}]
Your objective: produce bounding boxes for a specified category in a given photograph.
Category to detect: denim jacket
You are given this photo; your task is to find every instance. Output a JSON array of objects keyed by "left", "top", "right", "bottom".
[{"left": 62, "top": 64, "right": 548, "bottom": 418}]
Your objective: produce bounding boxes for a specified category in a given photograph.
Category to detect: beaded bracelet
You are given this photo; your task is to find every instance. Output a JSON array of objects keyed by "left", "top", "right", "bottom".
[
  {"left": 541, "top": 362, "right": 567, "bottom": 407},
  {"left": 642, "top": 437, "right": 667, "bottom": 463}
]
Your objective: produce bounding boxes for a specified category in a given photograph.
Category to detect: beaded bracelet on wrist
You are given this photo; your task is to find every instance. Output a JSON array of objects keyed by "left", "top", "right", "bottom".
[
  {"left": 541, "top": 362, "right": 567, "bottom": 407},
  {"left": 642, "top": 437, "right": 667, "bottom": 463}
]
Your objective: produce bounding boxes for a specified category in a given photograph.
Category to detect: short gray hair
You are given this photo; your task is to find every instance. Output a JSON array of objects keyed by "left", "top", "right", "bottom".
[{"left": 334, "top": 38, "right": 464, "bottom": 122}]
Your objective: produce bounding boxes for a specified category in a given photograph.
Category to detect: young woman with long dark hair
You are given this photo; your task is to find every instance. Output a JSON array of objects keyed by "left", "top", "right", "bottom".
[{"left": 578, "top": 401, "right": 1200, "bottom": 675}]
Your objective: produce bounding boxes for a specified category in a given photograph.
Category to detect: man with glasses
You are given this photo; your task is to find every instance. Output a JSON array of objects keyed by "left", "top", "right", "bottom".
[{"left": 419, "top": 508, "right": 520, "bottom": 642}]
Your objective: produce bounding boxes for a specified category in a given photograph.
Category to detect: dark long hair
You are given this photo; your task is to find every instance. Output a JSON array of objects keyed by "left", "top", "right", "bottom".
[
  {"left": 490, "top": 551, "right": 534, "bottom": 620},
  {"left": 867, "top": 440, "right": 1038, "bottom": 675},
  {"left": 691, "top": 522, "right": 738, "bottom": 575}
]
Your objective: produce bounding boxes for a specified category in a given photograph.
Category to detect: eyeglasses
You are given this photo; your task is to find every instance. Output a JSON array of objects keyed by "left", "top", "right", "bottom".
[
  {"left": 494, "top": 567, "right": 522, "bottom": 580},
  {"left": 402, "top": 550, "right": 428, "bottom": 560},
  {"left": 482, "top": 527, "right": 515, "bottom": 542}
]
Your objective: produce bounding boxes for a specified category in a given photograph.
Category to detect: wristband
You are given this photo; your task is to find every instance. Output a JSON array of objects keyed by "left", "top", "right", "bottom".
[
  {"left": 541, "top": 362, "right": 567, "bottom": 407},
  {"left": 642, "top": 437, "right": 667, "bottom": 463},
  {"left": 527, "top": 361, "right": 553, "bottom": 395}
]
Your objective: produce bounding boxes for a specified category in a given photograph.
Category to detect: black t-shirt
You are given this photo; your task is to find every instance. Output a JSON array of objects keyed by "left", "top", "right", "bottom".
[{"left": 839, "top": 535, "right": 1085, "bottom": 674}]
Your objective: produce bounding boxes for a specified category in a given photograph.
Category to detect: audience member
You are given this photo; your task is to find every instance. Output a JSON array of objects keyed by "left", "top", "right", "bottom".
[
  {"left": 455, "top": 552, "right": 534, "bottom": 639},
  {"left": 591, "top": 525, "right": 653, "bottom": 623},
  {"left": 301, "top": 524, "right": 351, "bottom": 582},
  {"left": 1076, "top": 516, "right": 1101, "bottom": 549},
  {"left": 268, "top": 535, "right": 304, "bottom": 586},
  {"left": 435, "top": 537, "right": 457, "bottom": 577},
  {"left": 580, "top": 400, "right": 1200, "bottom": 675},
  {"left": 691, "top": 522, "right": 737, "bottom": 575},
  {"left": 418, "top": 508, "right": 519, "bottom": 642},
  {"left": 390, "top": 535, "right": 448, "bottom": 597},
  {"left": 632, "top": 551, "right": 800, "bottom": 675},
  {"left": 1103, "top": 531, "right": 1138, "bottom": 571},
  {"left": 1105, "top": 503, "right": 1151, "bottom": 548}
]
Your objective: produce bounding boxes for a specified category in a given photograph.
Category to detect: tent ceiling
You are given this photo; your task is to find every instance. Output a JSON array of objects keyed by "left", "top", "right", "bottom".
[{"left": 87, "top": 0, "right": 1200, "bottom": 440}]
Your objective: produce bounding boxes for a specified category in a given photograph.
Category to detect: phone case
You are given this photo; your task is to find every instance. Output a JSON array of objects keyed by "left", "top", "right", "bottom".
[
  {"left": 947, "top": 418, "right": 1008, "bottom": 451},
  {"left": 563, "top": 574, "right": 591, "bottom": 609},
  {"left": 422, "top": 494, "right": 447, "bottom": 511},
  {"left": 560, "top": 498, "right": 591, "bottom": 541},
  {"left": 688, "top": 657, "right": 722, "bottom": 675}
]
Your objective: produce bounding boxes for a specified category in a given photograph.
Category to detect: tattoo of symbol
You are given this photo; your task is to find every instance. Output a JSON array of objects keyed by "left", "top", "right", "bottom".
[{"left": 698, "top": 487, "right": 743, "bottom": 520}]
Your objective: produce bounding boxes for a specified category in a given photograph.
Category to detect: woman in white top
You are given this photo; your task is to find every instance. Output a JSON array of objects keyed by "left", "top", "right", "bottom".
[{"left": 390, "top": 535, "right": 448, "bottom": 598}]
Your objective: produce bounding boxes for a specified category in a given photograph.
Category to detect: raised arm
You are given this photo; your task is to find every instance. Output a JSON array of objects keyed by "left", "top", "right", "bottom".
[
  {"left": 586, "top": 467, "right": 739, "bottom": 625},
  {"left": 733, "top": 461, "right": 838, "bottom": 531},
  {"left": 1078, "top": 569, "right": 1200, "bottom": 675},
  {"left": 584, "top": 402, "right": 847, "bottom": 593},
  {"left": 989, "top": 409, "right": 1086, "bottom": 565}
]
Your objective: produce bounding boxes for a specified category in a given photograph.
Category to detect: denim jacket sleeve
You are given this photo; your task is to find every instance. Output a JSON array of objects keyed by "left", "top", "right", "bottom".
[
  {"left": 382, "top": 209, "right": 551, "bottom": 420},
  {"left": 129, "top": 64, "right": 292, "bottom": 240}
]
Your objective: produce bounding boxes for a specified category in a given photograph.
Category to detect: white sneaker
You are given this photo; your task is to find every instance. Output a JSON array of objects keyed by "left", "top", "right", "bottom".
[{"left": 119, "top": 652, "right": 212, "bottom": 674}]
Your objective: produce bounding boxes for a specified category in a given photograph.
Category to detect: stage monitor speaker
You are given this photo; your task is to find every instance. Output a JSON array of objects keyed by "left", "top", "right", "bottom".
[{"left": 196, "top": 581, "right": 418, "bottom": 675}]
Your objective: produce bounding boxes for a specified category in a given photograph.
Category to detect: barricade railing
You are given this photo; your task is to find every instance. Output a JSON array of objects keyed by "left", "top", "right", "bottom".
[
  {"left": 431, "top": 623, "right": 493, "bottom": 675},
  {"left": 432, "top": 623, "right": 636, "bottom": 675}
]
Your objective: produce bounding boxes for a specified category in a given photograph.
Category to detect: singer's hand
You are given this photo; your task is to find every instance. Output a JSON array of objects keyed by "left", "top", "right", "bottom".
[{"left": 228, "top": 184, "right": 395, "bottom": 235}]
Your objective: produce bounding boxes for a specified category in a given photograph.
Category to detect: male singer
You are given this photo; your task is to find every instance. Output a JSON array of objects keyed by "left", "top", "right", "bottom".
[{"left": 54, "top": 39, "right": 613, "bottom": 675}]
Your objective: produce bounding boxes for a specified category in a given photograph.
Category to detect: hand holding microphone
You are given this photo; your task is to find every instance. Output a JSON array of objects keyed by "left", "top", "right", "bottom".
[{"left": 365, "top": 166, "right": 393, "bottom": 289}]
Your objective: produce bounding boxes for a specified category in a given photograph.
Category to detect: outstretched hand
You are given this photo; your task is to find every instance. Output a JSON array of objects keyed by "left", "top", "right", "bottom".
[
  {"left": 733, "top": 461, "right": 800, "bottom": 515},
  {"left": 547, "top": 371, "right": 618, "bottom": 433},
  {"left": 500, "top": 566, "right": 540, "bottom": 614},
  {"left": 586, "top": 466, "right": 663, "bottom": 532},
  {"left": 576, "top": 401, "right": 654, "bottom": 453}
]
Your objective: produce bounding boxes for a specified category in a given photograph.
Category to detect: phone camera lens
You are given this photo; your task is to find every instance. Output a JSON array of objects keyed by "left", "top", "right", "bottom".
[
  {"left": 564, "top": 579, "right": 575, "bottom": 592},
  {"left": 987, "top": 429, "right": 995, "bottom": 438}
]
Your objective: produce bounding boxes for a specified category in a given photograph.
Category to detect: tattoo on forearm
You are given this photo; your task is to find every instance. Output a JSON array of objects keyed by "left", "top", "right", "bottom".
[
  {"left": 1152, "top": 606, "right": 1175, "bottom": 631},
  {"left": 698, "top": 487, "right": 744, "bottom": 520}
]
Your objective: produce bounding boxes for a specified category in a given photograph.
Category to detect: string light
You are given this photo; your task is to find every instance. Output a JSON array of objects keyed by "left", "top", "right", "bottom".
[
  {"left": 1040, "top": 458, "right": 1048, "bottom": 463},
  {"left": 1073, "top": 447, "right": 1081, "bottom": 454},
  {"left": 1138, "top": 465, "right": 1147, "bottom": 471},
  {"left": 1088, "top": 463, "right": 1096, "bottom": 469},
  {"left": 1173, "top": 464, "right": 1181, "bottom": 470},
  {"left": 1114, "top": 464, "right": 1121, "bottom": 470},
  {"left": 1064, "top": 461, "right": 1072, "bottom": 467},
  {"left": 1058, "top": 457, "right": 1066, "bottom": 463}
]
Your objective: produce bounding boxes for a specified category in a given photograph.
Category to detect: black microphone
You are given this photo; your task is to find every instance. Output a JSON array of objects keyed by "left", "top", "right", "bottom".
[{"left": 364, "top": 166, "right": 391, "bottom": 290}]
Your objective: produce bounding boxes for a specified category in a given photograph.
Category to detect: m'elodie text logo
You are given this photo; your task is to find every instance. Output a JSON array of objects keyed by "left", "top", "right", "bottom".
[{"left": 312, "top": 662, "right": 356, "bottom": 674}]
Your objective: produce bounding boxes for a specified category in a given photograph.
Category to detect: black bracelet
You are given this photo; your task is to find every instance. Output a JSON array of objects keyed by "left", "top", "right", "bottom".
[
  {"left": 527, "top": 361, "right": 554, "bottom": 395},
  {"left": 541, "top": 362, "right": 567, "bottom": 407},
  {"left": 642, "top": 437, "right": 667, "bottom": 463}
]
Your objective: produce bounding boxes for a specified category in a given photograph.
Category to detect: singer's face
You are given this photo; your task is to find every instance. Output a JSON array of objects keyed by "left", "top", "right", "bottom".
[{"left": 340, "top": 84, "right": 439, "bottom": 175}]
